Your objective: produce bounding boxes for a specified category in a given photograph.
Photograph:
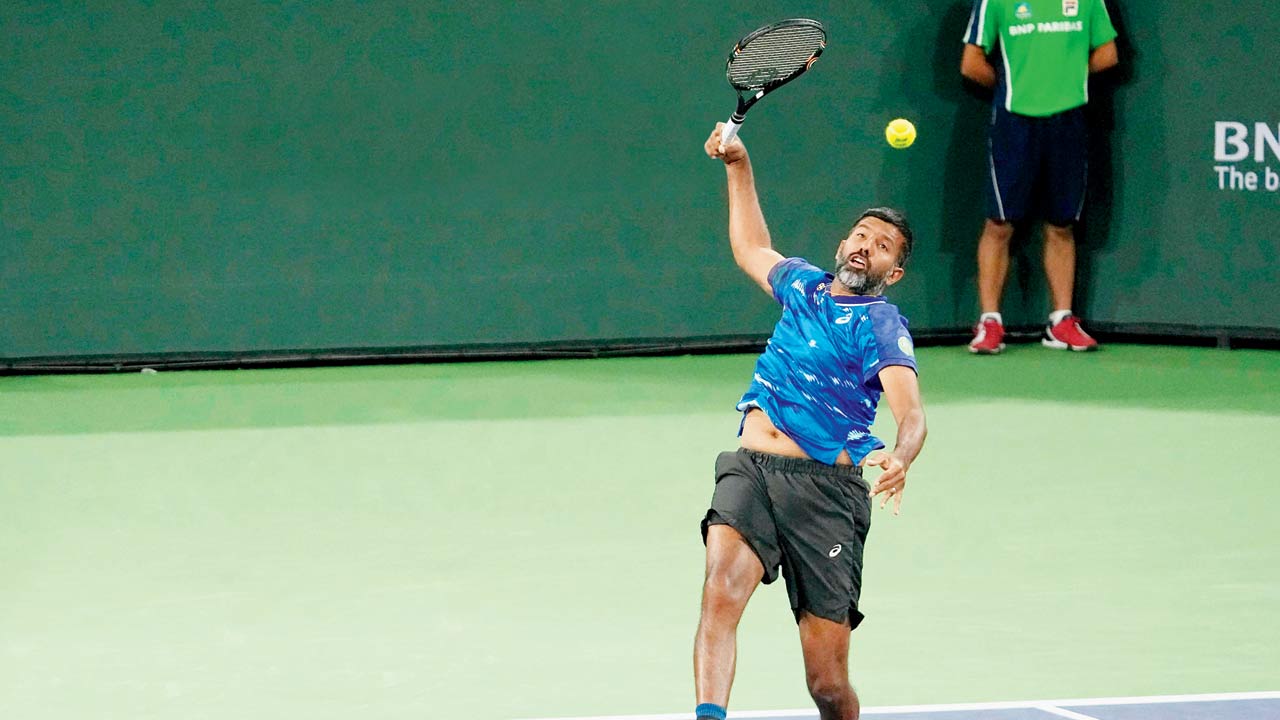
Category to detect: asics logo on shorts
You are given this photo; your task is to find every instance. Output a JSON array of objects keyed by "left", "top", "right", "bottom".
[{"left": 828, "top": 544, "right": 843, "bottom": 558}]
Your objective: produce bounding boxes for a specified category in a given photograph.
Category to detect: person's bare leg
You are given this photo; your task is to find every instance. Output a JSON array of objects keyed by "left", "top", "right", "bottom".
[
  {"left": 1043, "top": 222, "right": 1076, "bottom": 313},
  {"left": 977, "top": 219, "right": 1015, "bottom": 313},
  {"left": 694, "top": 524, "right": 764, "bottom": 710},
  {"left": 799, "top": 612, "right": 859, "bottom": 720}
]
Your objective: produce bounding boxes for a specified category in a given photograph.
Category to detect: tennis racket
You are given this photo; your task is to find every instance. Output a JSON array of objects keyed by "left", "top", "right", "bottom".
[{"left": 718, "top": 18, "right": 827, "bottom": 151}]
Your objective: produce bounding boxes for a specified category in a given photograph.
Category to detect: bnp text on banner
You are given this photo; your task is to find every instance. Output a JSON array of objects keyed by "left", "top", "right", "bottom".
[{"left": 1213, "top": 121, "right": 1280, "bottom": 192}]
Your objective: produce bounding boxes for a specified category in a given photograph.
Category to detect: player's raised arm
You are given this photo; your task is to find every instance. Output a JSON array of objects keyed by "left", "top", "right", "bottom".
[{"left": 705, "top": 124, "right": 784, "bottom": 295}]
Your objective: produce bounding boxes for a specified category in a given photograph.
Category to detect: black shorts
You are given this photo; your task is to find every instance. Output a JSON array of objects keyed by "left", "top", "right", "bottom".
[
  {"left": 986, "top": 104, "right": 1088, "bottom": 227},
  {"left": 701, "top": 449, "right": 872, "bottom": 629}
]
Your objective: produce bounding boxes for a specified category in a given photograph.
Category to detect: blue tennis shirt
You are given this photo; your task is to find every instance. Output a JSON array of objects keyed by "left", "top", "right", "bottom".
[{"left": 737, "top": 257, "right": 918, "bottom": 465}]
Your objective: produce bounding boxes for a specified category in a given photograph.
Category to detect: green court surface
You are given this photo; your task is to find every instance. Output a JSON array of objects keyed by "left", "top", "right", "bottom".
[{"left": 1, "top": 345, "right": 1277, "bottom": 720}]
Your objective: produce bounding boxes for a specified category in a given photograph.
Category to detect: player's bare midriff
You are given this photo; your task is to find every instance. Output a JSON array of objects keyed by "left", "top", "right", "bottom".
[{"left": 740, "top": 407, "right": 856, "bottom": 466}]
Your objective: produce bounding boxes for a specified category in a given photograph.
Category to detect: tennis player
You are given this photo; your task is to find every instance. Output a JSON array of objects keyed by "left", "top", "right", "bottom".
[{"left": 693, "top": 124, "right": 928, "bottom": 720}]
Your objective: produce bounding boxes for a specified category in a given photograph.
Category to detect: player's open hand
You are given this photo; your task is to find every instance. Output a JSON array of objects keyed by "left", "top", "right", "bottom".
[
  {"left": 705, "top": 123, "right": 748, "bottom": 165},
  {"left": 865, "top": 450, "right": 908, "bottom": 515}
]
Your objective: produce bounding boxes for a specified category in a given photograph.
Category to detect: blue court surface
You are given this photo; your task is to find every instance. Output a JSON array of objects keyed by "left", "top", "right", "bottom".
[{"left": 519, "top": 693, "right": 1280, "bottom": 720}]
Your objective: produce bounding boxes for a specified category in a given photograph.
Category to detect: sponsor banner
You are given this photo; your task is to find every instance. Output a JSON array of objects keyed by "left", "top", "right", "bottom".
[{"left": 1213, "top": 122, "right": 1280, "bottom": 192}]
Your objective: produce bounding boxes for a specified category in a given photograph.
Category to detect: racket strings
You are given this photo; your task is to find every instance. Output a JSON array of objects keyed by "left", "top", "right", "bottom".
[{"left": 727, "top": 26, "right": 825, "bottom": 90}]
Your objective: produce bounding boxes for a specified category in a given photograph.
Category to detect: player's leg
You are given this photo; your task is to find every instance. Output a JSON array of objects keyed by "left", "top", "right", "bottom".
[
  {"left": 695, "top": 450, "right": 780, "bottom": 717},
  {"left": 694, "top": 523, "right": 765, "bottom": 709},
  {"left": 766, "top": 456, "right": 870, "bottom": 720},
  {"left": 798, "top": 612, "right": 859, "bottom": 720}
]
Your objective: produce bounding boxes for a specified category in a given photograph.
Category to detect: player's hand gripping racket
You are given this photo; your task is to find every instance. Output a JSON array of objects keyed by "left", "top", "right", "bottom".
[{"left": 718, "top": 18, "right": 826, "bottom": 152}]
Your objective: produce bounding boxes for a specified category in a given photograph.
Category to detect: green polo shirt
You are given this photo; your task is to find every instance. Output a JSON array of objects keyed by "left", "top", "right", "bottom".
[{"left": 964, "top": 0, "right": 1118, "bottom": 116}]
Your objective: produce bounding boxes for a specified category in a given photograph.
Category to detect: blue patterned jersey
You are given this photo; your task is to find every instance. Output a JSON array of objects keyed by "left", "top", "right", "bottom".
[{"left": 737, "top": 257, "right": 918, "bottom": 465}]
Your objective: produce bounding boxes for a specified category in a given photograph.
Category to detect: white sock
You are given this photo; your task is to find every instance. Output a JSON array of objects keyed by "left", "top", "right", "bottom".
[
  {"left": 1049, "top": 309, "right": 1072, "bottom": 325},
  {"left": 979, "top": 311, "right": 1003, "bottom": 325}
]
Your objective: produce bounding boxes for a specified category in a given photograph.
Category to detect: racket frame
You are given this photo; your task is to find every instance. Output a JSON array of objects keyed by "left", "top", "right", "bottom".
[{"left": 719, "top": 18, "right": 826, "bottom": 150}]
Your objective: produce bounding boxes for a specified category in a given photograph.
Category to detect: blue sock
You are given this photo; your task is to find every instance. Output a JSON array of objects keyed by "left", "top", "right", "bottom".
[{"left": 696, "top": 703, "right": 727, "bottom": 720}]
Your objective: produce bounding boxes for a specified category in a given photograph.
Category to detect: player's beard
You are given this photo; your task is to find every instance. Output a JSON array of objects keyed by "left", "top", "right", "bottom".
[{"left": 834, "top": 253, "right": 890, "bottom": 295}]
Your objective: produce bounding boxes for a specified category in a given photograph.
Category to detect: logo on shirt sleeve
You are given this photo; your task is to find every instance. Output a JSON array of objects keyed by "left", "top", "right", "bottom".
[{"left": 898, "top": 336, "right": 915, "bottom": 357}]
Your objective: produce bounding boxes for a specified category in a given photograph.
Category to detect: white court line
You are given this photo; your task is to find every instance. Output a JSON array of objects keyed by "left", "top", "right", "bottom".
[
  {"left": 1033, "top": 705, "right": 1101, "bottom": 720},
  {"left": 513, "top": 690, "right": 1280, "bottom": 720}
]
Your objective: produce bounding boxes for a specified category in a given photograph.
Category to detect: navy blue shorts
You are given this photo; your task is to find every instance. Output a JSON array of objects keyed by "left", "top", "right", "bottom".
[{"left": 986, "top": 104, "right": 1088, "bottom": 227}]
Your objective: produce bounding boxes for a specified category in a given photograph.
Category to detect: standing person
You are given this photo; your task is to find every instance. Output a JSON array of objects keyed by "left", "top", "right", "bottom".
[
  {"left": 692, "top": 124, "right": 928, "bottom": 720},
  {"left": 962, "top": 0, "right": 1119, "bottom": 353}
]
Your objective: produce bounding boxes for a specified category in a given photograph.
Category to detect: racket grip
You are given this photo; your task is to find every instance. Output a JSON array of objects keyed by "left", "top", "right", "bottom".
[{"left": 719, "top": 115, "right": 744, "bottom": 152}]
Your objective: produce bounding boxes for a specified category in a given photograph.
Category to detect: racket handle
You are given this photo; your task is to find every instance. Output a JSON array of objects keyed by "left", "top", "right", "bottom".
[{"left": 719, "top": 114, "right": 745, "bottom": 152}]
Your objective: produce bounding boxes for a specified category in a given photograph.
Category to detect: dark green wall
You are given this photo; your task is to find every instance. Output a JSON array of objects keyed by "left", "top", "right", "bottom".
[{"left": 2, "top": 1, "right": 1276, "bottom": 359}]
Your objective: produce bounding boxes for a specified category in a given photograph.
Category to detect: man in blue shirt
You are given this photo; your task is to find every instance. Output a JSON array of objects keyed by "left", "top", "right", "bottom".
[{"left": 693, "top": 124, "right": 928, "bottom": 720}]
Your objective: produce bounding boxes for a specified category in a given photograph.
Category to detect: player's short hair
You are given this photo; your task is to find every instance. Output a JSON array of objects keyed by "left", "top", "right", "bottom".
[{"left": 856, "top": 207, "right": 914, "bottom": 268}]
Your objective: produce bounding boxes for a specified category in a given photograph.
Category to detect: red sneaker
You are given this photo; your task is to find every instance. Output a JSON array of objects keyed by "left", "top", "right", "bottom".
[
  {"left": 1043, "top": 315, "right": 1099, "bottom": 351},
  {"left": 968, "top": 317, "right": 1005, "bottom": 354}
]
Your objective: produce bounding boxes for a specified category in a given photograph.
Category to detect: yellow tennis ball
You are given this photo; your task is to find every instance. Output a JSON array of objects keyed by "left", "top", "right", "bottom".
[{"left": 885, "top": 118, "right": 916, "bottom": 149}]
